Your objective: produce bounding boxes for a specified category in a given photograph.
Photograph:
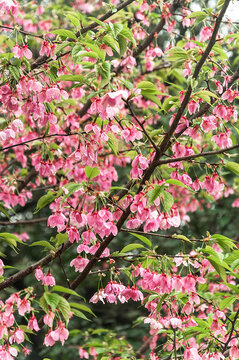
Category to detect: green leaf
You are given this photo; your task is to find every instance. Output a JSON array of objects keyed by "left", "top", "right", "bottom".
[
  {"left": 97, "top": 61, "right": 111, "bottom": 87},
  {"left": 102, "top": 35, "right": 119, "bottom": 53},
  {"left": 56, "top": 74, "right": 84, "bottom": 82},
  {"left": 162, "top": 96, "right": 179, "bottom": 113},
  {"left": 88, "top": 17, "right": 106, "bottom": 28},
  {"left": 52, "top": 285, "right": 81, "bottom": 298},
  {"left": 107, "top": 133, "right": 119, "bottom": 156},
  {"left": 30, "top": 241, "right": 55, "bottom": 251},
  {"left": 54, "top": 41, "right": 73, "bottom": 55},
  {"left": 40, "top": 295, "right": 49, "bottom": 313},
  {"left": 129, "top": 232, "right": 152, "bottom": 248},
  {"left": 118, "top": 35, "right": 127, "bottom": 56},
  {"left": 195, "top": 90, "right": 218, "bottom": 104},
  {"left": 141, "top": 93, "right": 161, "bottom": 107},
  {"left": 137, "top": 81, "right": 159, "bottom": 95},
  {"left": 120, "top": 26, "right": 136, "bottom": 46},
  {"left": 165, "top": 179, "right": 194, "bottom": 192},
  {"left": 225, "top": 161, "right": 239, "bottom": 176},
  {"left": 166, "top": 47, "right": 187, "bottom": 61},
  {"left": 119, "top": 243, "right": 145, "bottom": 254},
  {"left": 219, "top": 296, "right": 236, "bottom": 310},
  {"left": 0, "top": 233, "right": 23, "bottom": 250},
  {"left": 112, "top": 23, "right": 123, "bottom": 38},
  {"left": 0, "top": 202, "right": 10, "bottom": 219},
  {"left": 51, "top": 29, "right": 76, "bottom": 39},
  {"left": 84, "top": 42, "right": 105, "bottom": 61},
  {"left": 161, "top": 191, "right": 174, "bottom": 213},
  {"left": 212, "top": 44, "right": 228, "bottom": 60},
  {"left": 58, "top": 296, "right": 71, "bottom": 321},
  {"left": 9, "top": 65, "right": 20, "bottom": 82},
  {"left": 117, "top": 78, "right": 133, "bottom": 90},
  {"left": 61, "top": 182, "right": 82, "bottom": 202},
  {"left": 211, "top": 234, "right": 236, "bottom": 252},
  {"left": 148, "top": 184, "right": 164, "bottom": 204},
  {"left": 208, "top": 258, "right": 226, "bottom": 282},
  {"left": 66, "top": 14, "right": 80, "bottom": 27},
  {"left": 34, "top": 191, "right": 58, "bottom": 213},
  {"left": 186, "top": 11, "right": 207, "bottom": 20},
  {"left": 172, "top": 234, "right": 192, "bottom": 243},
  {"left": 85, "top": 166, "right": 100, "bottom": 179},
  {"left": 44, "top": 292, "right": 61, "bottom": 312},
  {"left": 71, "top": 308, "right": 90, "bottom": 321},
  {"left": 70, "top": 302, "right": 96, "bottom": 316},
  {"left": 55, "top": 233, "right": 68, "bottom": 246}
]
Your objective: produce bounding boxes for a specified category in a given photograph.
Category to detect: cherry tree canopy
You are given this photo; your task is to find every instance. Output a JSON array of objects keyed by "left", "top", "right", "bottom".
[{"left": 0, "top": 0, "right": 239, "bottom": 359}]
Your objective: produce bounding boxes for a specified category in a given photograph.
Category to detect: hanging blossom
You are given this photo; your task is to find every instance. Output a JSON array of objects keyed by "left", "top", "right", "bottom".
[{"left": 89, "top": 90, "right": 128, "bottom": 120}]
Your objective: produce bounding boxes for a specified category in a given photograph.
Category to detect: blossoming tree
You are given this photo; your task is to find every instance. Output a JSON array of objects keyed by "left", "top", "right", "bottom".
[{"left": 0, "top": 0, "right": 239, "bottom": 358}]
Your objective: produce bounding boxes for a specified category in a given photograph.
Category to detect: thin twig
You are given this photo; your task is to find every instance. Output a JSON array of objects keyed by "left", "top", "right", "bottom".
[{"left": 126, "top": 100, "right": 159, "bottom": 153}]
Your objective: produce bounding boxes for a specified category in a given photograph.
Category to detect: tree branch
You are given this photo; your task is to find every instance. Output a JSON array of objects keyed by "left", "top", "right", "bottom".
[
  {"left": 157, "top": 143, "right": 239, "bottom": 166},
  {"left": 0, "top": 217, "right": 48, "bottom": 226},
  {"left": 157, "top": 0, "right": 231, "bottom": 156},
  {"left": 31, "top": 0, "right": 135, "bottom": 70},
  {"left": 0, "top": 227, "right": 86, "bottom": 291}
]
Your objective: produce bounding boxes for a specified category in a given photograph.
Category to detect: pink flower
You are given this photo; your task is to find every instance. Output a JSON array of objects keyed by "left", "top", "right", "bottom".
[
  {"left": 79, "top": 348, "right": 90, "bottom": 359},
  {"left": 66, "top": 226, "right": 80, "bottom": 243},
  {"left": 28, "top": 315, "right": 40, "bottom": 332},
  {"left": 9, "top": 328, "right": 24, "bottom": 344},
  {"left": 40, "top": 40, "right": 50, "bottom": 56},
  {"left": 50, "top": 322, "right": 69, "bottom": 345},
  {"left": 44, "top": 331, "right": 55, "bottom": 347},
  {"left": 0, "top": 259, "right": 4, "bottom": 276},
  {"left": 48, "top": 211, "right": 66, "bottom": 232},
  {"left": 17, "top": 298, "right": 31, "bottom": 316},
  {"left": 35, "top": 266, "right": 44, "bottom": 281},
  {"left": 200, "top": 26, "right": 213, "bottom": 42},
  {"left": 70, "top": 256, "right": 89, "bottom": 272},
  {"left": 42, "top": 271, "right": 56, "bottom": 286},
  {"left": 188, "top": 100, "right": 199, "bottom": 114},
  {"left": 184, "top": 347, "right": 201, "bottom": 360},
  {"left": 170, "top": 317, "right": 182, "bottom": 329},
  {"left": 44, "top": 310, "right": 55, "bottom": 327},
  {"left": 130, "top": 154, "right": 149, "bottom": 179}
]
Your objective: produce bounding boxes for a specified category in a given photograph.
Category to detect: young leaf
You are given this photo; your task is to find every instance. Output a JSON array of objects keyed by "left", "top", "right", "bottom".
[
  {"left": 34, "top": 191, "right": 58, "bottom": 213},
  {"left": 119, "top": 243, "right": 145, "bottom": 254},
  {"left": 44, "top": 292, "right": 61, "bottom": 312},
  {"left": 137, "top": 81, "right": 159, "bottom": 95},
  {"left": 52, "top": 285, "right": 81, "bottom": 298},
  {"left": 85, "top": 166, "right": 100, "bottom": 179},
  {"left": 129, "top": 232, "right": 152, "bottom": 248},
  {"left": 148, "top": 184, "right": 164, "bottom": 204},
  {"left": 56, "top": 74, "right": 84, "bottom": 82},
  {"left": 30, "top": 241, "right": 55, "bottom": 251},
  {"left": 225, "top": 161, "right": 239, "bottom": 176},
  {"left": 66, "top": 14, "right": 80, "bottom": 27},
  {"left": 70, "top": 302, "right": 96, "bottom": 316},
  {"left": 0, "top": 202, "right": 10, "bottom": 219},
  {"left": 161, "top": 191, "right": 174, "bottom": 213},
  {"left": 219, "top": 296, "right": 236, "bottom": 310},
  {"left": 71, "top": 308, "right": 90, "bottom": 321},
  {"left": 165, "top": 179, "right": 194, "bottom": 191},
  {"left": 51, "top": 29, "right": 76, "bottom": 39},
  {"left": 211, "top": 234, "right": 236, "bottom": 252},
  {"left": 58, "top": 296, "right": 71, "bottom": 321}
]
